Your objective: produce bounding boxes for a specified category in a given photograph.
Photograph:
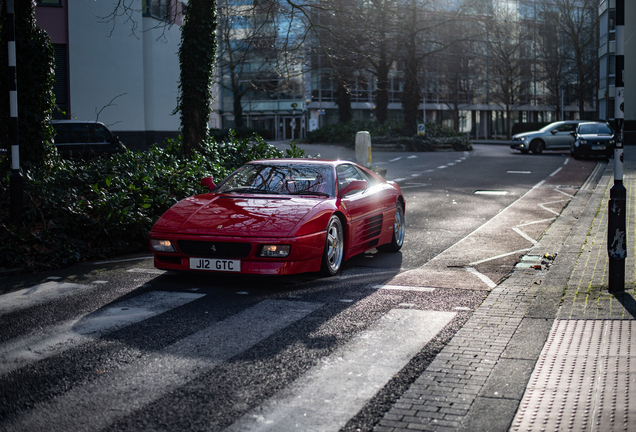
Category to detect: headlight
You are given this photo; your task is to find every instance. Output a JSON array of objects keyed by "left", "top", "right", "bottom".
[
  {"left": 151, "top": 239, "right": 177, "bottom": 253},
  {"left": 579, "top": 139, "right": 588, "bottom": 145},
  {"left": 609, "top": 139, "right": 615, "bottom": 145},
  {"left": 259, "top": 245, "right": 291, "bottom": 257}
]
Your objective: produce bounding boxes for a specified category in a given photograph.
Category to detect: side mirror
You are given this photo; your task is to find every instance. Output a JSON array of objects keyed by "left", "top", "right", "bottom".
[
  {"left": 201, "top": 177, "right": 216, "bottom": 191},
  {"left": 340, "top": 179, "right": 367, "bottom": 197},
  {"left": 551, "top": 129, "right": 559, "bottom": 134}
]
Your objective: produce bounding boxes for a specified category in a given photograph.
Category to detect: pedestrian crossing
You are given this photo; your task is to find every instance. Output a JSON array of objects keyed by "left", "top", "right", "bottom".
[
  {"left": 0, "top": 280, "right": 456, "bottom": 432},
  {"left": 0, "top": 288, "right": 205, "bottom": 375}
]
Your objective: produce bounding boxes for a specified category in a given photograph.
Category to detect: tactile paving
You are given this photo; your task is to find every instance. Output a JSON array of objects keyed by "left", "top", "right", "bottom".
[{"left": 510, "top": 320, "right": 636, "bottom": 432}]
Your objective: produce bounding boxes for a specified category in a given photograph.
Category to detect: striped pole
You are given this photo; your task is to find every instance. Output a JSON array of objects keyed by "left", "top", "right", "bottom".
[
  {"left": 608, "top": 0, "right": 625, "bottom": 293},
  {"left": 6, "top": 0, "right": 23, "bottom": 223}
]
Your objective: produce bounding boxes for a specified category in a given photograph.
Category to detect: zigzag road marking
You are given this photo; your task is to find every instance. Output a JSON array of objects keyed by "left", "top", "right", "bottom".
[
  {"left": 0, "top": 290, "right": 204, "bottom": 376},
  {"left": 2, "top": 299, "right": 321, "bottom": 432},
  {"left": 224, "top": 309, "right": 456, "bottom": 432}
]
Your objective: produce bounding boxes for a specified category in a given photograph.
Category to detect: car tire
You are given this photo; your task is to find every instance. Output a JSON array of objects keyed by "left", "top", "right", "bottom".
[
  {"left": 379, "top": 202, "right": 405, "bottom": 252},
  {"left": 320, "top": 215, "right": 344, "bottom": 276},
  {"left": 531, "top": 140, "right": 544, "bottom": 154},
  {"left": 570, "top": 147, "right": 579, "bottom": 159}
]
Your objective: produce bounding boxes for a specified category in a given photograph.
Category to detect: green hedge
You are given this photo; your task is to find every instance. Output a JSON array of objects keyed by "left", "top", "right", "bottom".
[
  {"left": 305, "top": 120, "right": 464, "bottom": 147},
  {"left": 0, "top": 134, "right": 304, "bottom": 273}
]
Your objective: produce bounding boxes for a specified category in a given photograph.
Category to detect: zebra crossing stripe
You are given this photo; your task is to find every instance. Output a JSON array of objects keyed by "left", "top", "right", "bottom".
[
  {"left": 224, "top": 309, "right": 456, "bottom": 432},
  {"left": 0, "top": 291, "right": 205, "bottom": 376},
  {"left": 0, "top": 282, "right": 94, "bottom": 315},
  {"left": 3, "top": 300, "right": 321, "bottom": 432}
]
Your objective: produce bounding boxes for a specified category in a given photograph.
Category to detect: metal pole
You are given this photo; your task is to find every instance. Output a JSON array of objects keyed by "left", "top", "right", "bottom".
[
  {"left": 6, "top": 0, "right": 23, "bottom": 224},
  {"left": 608, "top": 0, "right": 626, "bottom": 293}
]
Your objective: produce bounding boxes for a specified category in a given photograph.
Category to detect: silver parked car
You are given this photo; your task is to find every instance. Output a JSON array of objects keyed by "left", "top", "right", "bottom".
[{"left": 510, "top": 120, "right": 583, "bottom": 154}]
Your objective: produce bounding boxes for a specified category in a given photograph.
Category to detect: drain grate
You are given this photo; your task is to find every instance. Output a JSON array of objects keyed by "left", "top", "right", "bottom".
[{"left": 511, "top": 320, "right": 635, "bottom": 432}]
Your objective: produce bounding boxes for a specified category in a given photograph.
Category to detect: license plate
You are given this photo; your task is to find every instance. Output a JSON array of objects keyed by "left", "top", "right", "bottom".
[
  {"left": 592, "top": 145, "right": 606, "bottom": 150},
  {"left": 189, "top": 258, "right": 241, "bottom": 272}
]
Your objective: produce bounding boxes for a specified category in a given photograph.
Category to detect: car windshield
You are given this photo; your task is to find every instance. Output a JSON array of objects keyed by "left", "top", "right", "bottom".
[
  {"left": 216, "top": 163, "right": 335, "bottom": 197},
  {"left": 579, "top": 124, "right": 613, "bottom": 135}
]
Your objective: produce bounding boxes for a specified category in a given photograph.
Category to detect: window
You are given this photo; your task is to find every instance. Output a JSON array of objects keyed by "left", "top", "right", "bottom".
[
  {"left": 53, "top": 44, "right": 68, "bottom": 119},
  {"left": 144, "top": 0, "right": 173, "bottom": 22},
  {"left": 337, "top": 164, "right": 365, "bottom": 196},
  {"left": 36, "top": 0, "right": 62, "bottom": 6}
]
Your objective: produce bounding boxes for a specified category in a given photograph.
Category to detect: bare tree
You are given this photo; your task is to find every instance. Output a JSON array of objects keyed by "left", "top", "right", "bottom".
[
  {"left": 216, "top": 0, "right": 279, "bottom": 130},
  {"left": 548, "top": 0, "right": 599, "bottom": 119},
  {"left": 536, "top": 4, "right": 567, "bottom": 120},
  {"left": 486, "top": 5, "right": 533, "bottom": 139},
  {"left": 434, "top": 18, "right": 482, "bottom": 132}
]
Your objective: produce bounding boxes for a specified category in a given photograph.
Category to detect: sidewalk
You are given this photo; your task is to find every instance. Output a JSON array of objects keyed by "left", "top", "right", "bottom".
[{"left": 375, "top": 148, "right": 636, "bottom": 432}]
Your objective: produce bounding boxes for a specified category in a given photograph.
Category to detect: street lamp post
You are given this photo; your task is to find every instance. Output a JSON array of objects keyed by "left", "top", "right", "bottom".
[
  {"left": 6, "top": 0, "right": 23, "bottom": 224},
  {"left": 608, "top": 0, "right": 626, "bottom": 293}
]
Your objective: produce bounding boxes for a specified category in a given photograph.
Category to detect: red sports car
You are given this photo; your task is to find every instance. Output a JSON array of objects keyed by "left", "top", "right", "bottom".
[{"left": 149, "top": 159, "right": 405, "bottom": 276}]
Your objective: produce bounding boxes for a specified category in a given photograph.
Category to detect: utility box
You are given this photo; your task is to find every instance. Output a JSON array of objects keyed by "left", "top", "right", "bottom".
[{"left": 355, "top": 131, "right": 372, "bottom": 168}]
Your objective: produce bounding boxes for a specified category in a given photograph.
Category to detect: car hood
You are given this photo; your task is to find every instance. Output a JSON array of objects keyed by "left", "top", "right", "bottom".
[
  {"left": 579, "top": 134, "right": 614, "bottom": 141},
  {"left": 152, "top": 194, "right": 325, "bottom": 237},
  {"left": 512, "top": 131, "right": 540, "bottom": 140}
]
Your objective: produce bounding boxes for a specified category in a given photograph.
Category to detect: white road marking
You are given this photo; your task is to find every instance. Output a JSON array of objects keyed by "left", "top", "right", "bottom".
[
  {"left": 464, "top": 266, "right": 497, "bottom": 288},
  {"left": 3, "top": 300, "right": 321, "bottom": 432},
  {"left": 539, "top": 198, "right": 571, "bottom": 216},
  {"left": 512, "top": 227, "right": 538, "bottom": 245},
  {"left": 224, "top": 309, "right": 456, "bottom": 432},
  {"left": 468, "top": 248, "right": 531, "bottom": 266},
  {"left": 475, "top": 190, "right": 508, "bottom": 195},
  {"left": 0, "top": 282, "right": 93, "bottom": 315},
  {"left": 550, "top": 167, "right": 563, "bottom": 176},
  {"left": 127, "top": 268, "right": 166, "bottom": 274},
  {"left": 0, "top": 291, "right": 204, "bottom": 376},
  {"left": 371, "top": 284, "right": 436, "bottom": 293},
  {"left": 92, "top": 255, "right": 153, "bottom": 264}
]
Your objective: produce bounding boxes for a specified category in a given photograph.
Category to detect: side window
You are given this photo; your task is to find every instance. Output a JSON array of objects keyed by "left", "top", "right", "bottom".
[
  {"left": 143, "top": 0, "right": 174, "bottom": 22},
  {"left": 557, "top": 123, "right": 575, "bottom": 132},
  {"left": 337, "top": 164, "right": 364, "bottom": 196},
  {"left": 52, "top": 124, "right": 70, "bottom": 143},
  {"left": 89, "top": 124, "right": 112, "bottom": 143},
  {"left": 68, "top": 123, "right": 91, "bottom": 144}
]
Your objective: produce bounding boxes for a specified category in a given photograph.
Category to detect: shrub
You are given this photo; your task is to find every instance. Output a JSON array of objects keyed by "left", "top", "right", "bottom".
[
  {"left": 0, "top": 133, "right": 296, "bottom": 273},
  {"left": 305, "top": 120, "right": 462, "bottom": 146}
]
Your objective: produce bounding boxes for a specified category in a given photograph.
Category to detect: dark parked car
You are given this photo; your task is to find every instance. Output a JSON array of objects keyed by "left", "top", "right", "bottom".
[
  {"left": 52, "top": 120, "right": 126, "bottom": 158},
  {"left": 570, "top": 121, "right": 615, "bottom": 159},
  {"left": 510, "top": 120, "right": 583, "bottom": 154}
]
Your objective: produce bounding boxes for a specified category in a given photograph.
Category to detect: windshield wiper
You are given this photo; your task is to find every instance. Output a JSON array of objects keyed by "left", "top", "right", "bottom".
[
  {"left": 226, "top": 187, "right": 278, "bottom": 194},
  {"left": 289, "top": 190, "right": 330, "bottom": 197}
]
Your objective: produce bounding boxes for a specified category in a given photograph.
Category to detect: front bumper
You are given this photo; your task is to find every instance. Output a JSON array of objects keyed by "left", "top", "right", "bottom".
[
  {"left": 510, "top": 140, "right": 528, "bottom": 151},
  {"left": 150, "top": 231, "right": 326, "bottom": 275},
  {"left": 573, "top": 143, "right": 614, "bottom": 157}
]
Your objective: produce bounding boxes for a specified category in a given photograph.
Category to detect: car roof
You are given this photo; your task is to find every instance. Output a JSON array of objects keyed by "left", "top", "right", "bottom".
[{"left": 51, "top": 120, "right": 107, "bottom": 125}]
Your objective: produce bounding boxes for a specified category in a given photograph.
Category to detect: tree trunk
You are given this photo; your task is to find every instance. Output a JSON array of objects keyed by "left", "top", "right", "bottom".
[
  {"left": 375, "top": 44, "right": 390, "bottom": 124},
  {"left": 335, "top": 76, "right": 353, "bottom": 124},
  {"left": 402, "top": 54, "right": 420, "bottom": 134},
  {"left": 177, "top": 0, "right": 217, "bottom": 157}
]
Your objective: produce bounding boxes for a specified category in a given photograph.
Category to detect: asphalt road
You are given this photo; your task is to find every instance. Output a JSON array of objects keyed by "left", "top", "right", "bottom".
[{"left": 0, "top": 144, "right": 599, "bottom": 432}]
